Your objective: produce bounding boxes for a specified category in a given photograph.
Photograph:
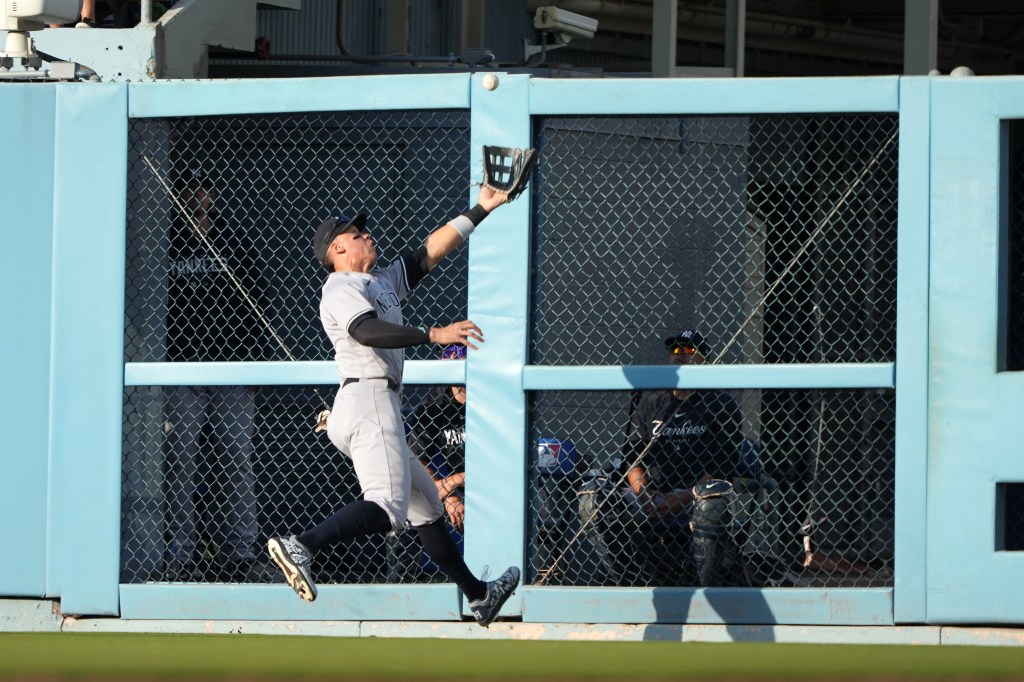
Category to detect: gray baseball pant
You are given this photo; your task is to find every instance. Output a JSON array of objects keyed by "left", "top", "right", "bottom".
[{"left": 326, "top": 378, "right": 444, "bottom": 529}]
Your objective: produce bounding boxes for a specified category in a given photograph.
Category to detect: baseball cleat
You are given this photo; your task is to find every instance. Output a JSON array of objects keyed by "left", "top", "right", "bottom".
[
  {"left": 468, "top": 565, "right": 520, "bottom": 627},
  {"left": 267, "top": 535, "right": 318, "bottom": 602}
]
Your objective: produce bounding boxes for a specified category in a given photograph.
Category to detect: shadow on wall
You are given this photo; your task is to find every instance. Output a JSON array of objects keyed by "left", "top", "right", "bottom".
[{"left": 644, "top": 587, "right": 777, "bottom": 641}]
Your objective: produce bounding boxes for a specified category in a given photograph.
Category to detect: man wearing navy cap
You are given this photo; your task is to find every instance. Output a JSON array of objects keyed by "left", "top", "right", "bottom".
[
  {"left": 266, "top": 183, "right": 520, "bottom": 627},
  {"left": 620, "top": 330, "right": 743, "bottom": 584}
]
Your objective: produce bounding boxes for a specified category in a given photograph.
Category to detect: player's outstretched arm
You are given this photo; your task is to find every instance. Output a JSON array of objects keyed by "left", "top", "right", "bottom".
[
  {"left": 348, "top": 314, "right": 483, "bottom": 350},
  {"left": 424, "top": 187, "right": 510, "bottom": 269}
]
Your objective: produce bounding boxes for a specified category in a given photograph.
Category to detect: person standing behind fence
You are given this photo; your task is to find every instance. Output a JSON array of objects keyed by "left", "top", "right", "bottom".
[
  {"left": 266, "top": 182, "right": 520, "bottom": 628},
  {"left": 162, "top": 167, "right": 270, "bottom": 582}
]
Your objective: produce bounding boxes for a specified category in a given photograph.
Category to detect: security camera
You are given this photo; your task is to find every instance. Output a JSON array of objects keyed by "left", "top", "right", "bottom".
[
  {"left": 2, "top": 0, "right": 79, "bottom": 31},
  {"left": 2, "top": 0, "right": 78, "bottom": 71},
  {"left": 533, "top": 6, "right": 598, "bottom": 41}
]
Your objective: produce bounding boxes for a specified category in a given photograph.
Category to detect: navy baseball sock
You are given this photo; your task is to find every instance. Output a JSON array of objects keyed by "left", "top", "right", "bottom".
[
  {"left": 298, "top": 500, "right": 392, "bottom": 553},
  {"left": 416, "top": 519, "right": 486, "bottom": 601}
]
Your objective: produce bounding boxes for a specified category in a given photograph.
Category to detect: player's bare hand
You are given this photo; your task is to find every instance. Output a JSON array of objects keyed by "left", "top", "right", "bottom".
[
  {"left": 444, "top": 495, "right": 465, "bottom": 531},
  {"left": 477, "top": 184, "right": 509, "bottom": 212},
  {"left": 430, "top": 320, "right": 484, "bottom": 349}
]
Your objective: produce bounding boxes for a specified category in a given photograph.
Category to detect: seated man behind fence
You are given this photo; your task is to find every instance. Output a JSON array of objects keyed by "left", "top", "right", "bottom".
[{"left": 621, "top": 330, "right": 744, "bottom": 586}]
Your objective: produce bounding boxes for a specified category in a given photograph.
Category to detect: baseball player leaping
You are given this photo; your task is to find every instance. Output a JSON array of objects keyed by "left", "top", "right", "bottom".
[{"left": 267, "top": 180, "right": 519, "bottom": 627}]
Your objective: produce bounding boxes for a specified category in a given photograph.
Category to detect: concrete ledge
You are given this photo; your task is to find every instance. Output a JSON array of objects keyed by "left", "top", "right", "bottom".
[
  {"left": 363, "top": 622, "right": 941, "bottom": 644},
  {"left": 3, "top": 600, "right": 1022, "bottom": 646},
  {"left": 941, "top": 627, "right": 1024, "bottom": 647},
  {"left": 0, "top": 599, "right": 62, "bottom": 632},
  {"left": 63, "top": 616, "right": 359, "bottom": 638},
  {"left": 54, "top": 618, "right": 1024, "bottom": 647}
]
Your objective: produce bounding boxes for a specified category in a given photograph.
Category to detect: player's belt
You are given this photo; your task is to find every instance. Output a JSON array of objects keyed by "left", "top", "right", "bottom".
[{"left": 342, "top": 377, "right": 399, "bottom": 391}]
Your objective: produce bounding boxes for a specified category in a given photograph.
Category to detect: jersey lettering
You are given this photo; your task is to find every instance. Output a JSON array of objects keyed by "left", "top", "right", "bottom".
[
  {"left": 171, "top": 256, "right": 223, "bottom": 277},
  {"left": 651, "top": 418, "right": 708, "bottom": 438},
  {"left": 443, "top": 427, "right": 465, "bottom": 447},
  {"left": 375, "top": 291, "right": 401, "bottom": 315}
]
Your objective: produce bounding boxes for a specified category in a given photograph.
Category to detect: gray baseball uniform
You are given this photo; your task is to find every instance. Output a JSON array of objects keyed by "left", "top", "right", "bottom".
[
  {"left": 320, "top": 256, "right": 444, "bottom": 529},
  {"left": 268, "top": 204, "right": 520, "bottom": 623}
]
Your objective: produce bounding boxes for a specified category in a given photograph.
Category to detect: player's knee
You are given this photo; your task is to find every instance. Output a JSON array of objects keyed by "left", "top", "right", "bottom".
[
  {"left": 365, "top": 496, "right": 406, "bottom": 531},
  {"left": 385, "top": 503, "right": 408, "bottom": 530}
]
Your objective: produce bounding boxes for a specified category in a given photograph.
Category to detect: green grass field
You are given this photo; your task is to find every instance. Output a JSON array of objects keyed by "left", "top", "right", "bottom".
[{"left": 2, "top": 633, "right": 1024, "bottom": 681}]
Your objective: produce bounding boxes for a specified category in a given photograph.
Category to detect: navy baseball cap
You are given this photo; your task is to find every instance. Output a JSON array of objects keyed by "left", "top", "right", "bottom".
[
  {"left": 313, "top": 213, "right": 367, "bottom": 270},
  {"left": 664, "top": 330, "right": 708, "bottom": 356}
]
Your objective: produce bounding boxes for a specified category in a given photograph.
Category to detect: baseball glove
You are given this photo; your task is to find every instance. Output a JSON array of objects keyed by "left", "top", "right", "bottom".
[{"left": 482, "top": 145, "right": 538, "bottom": 201}]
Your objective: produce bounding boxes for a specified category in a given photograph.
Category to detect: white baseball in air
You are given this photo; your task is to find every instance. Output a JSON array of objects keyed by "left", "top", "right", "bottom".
[{"left": 482, "top": 74, "right": 499, "bottom": 91}]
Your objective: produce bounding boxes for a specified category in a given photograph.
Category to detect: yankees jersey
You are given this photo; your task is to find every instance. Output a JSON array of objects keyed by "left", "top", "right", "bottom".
[
  {"left": 166, "top": 217, "right": 272, "bottom": 362},
  {"left": 623, "top": 390, "right": 743, "bottom": 493},
  {"left": 407, "top": 388, "right": 466, "bottom": 475},
  {"left": 319, "top": 249, "right": 429, "bottom": 384}
]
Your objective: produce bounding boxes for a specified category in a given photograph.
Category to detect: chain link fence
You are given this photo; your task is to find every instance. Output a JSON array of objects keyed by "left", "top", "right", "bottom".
[
  {"left": 121, "top": 382, "right": 466, "bottom": 584},
  {"left": 122, "top": 110, "right": 470, "bottom": 583},
  {"left": 121, "top": 108, "right": 899, "bottom": 592},
  {"left": 527, "top": 113, "right": 898, "bottom": 588},
  {"left": 528, "top": 388, "right": 895, "bottom": 588},
  {"left": 125, "top": 111, "right": 471, "bottom": 365},
  {"left": 531, "top": 114, "right": 898, "bottom": 366}
]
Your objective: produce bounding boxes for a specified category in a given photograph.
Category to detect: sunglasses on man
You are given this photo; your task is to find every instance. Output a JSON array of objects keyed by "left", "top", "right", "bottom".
[{"left": 669, "top": 344, "right": 698, "bottom": 356}]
